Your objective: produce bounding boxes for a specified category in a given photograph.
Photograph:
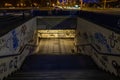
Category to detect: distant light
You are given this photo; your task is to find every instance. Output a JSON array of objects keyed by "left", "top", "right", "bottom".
[
  {"left": 75, "top": 5, "right": 79, "bottom": 8},
  {"left": 5, "top": 3, "right": 12, "bottom": 7},
  {"left": 33, "top": 3, "right": 38, "bottom": 6},
  {"left": 47, "top": 2, "right": 49, "bottom": 6},
  {"left": 17, "top": 4, "right": 19, "bottom": 7},
  {"left": 52, "top": 3, "right": 55, "bottom": 7},
  {"left": 20, "top": 3, "right": 23, "bottom": 6}
]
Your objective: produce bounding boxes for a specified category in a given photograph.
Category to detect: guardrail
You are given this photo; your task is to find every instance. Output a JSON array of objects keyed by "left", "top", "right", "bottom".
[
  {"left": 0, "top": 44, "right": 34, "bottom": 58},
  {"left": 77, "top": 43, "right": 120, "bottom": 56}
]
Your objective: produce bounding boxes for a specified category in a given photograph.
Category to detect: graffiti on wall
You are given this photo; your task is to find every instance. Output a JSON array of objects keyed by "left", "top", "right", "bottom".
[
  {"left": 94, "top": 32, "right": 120, "bottom": 53},
  {"left": 76, "top": 30, "right": 120, "bottom": 54},
  {"left": 108, "top": 32, "right": 118, "bottom": 48},
  {"left": 23, "top": 25, "right": 35, "bottom": 43},
  {"left": 5, "top": 30, "right": 19, "bottom": 53},
  {"left": 76, "top": 18, "right": 120, "bottom": 77},
  {"left": 0, "top": 39, "right": 5, "bottom": 46},
  {"left": 0, "top": 18, "right": 36, "bottom": 80},
  {"left": 109, "top": 32, "right": 120, "bottom": 53},
  {"left": 0, "top": 39, "right": 5, "bottom": 51},
  {"left": 18, "top": 25, "right": 28, "bottom": 53},
  {"left": 0, "top": 57, "right": 18, "bottom": 75},
  {"left": 0, "top": 24, "right": 35, "bottom": 55},
  {"left": 94, "top": 32, "right": 120, "bottom": 54},
  {"left": 21, "top": 25, "right": 27, "bottom": 36},
  {"left": 12, "top": 30, "right": 19, "bottom": 50},
  {"left": 89, "top": 35, "right": 95, "bottom": 44},
  {"left": 100, "top": 56, "right": 108, "bottom": 68},
  {"left": 0, "top": 63, "right": 7, "bottom": 74},
  {"left": 116, "top": 35, "right": 120, "bottom": 52},
  {"left": 94, "top": 32, "right": 111, "bottom": 53},
  {"left": 9, "top": 57, "right": 18, "bottom": 69},
  {"left": 112, "top": 60, "right": 120, "bottom": 76}
]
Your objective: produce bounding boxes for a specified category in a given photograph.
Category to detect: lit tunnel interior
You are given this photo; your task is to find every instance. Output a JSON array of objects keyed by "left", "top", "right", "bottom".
[
  {"left": 36, "top": 30, "right": 75, "bottom": 54},
  {"left": 35, "top": 16, "right": 77, "bottom": 54}
]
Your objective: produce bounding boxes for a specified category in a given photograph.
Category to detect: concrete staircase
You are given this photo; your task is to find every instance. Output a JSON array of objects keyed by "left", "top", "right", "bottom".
[
  {"left": 5, "top": 54, "right": 119, "bottom": 80},
  {"left": 6, "top": 70, "right": 118, "bottom": 80}
]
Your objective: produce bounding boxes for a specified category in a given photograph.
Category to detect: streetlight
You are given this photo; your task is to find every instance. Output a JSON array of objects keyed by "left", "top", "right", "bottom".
[
  {"left": 103, "top": 0, "right": 106, "bottom": 9},
  {"left": 80, "top": 0, "right": 83, "bottom": 10}
]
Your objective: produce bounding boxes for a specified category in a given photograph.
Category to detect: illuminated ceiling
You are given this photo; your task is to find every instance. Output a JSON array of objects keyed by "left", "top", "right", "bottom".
[{"left": 38, "top": 30, "right": 75, "bottom": 38}]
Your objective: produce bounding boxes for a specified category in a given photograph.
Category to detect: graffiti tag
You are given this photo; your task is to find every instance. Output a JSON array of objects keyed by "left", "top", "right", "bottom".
[
  {"left": 94, "top": 32, "right": 111, "bottom": 53},
  {"left": 108, "top": 32, "right": 118, "bottom": 48},
  {"left": 12, "top": 30, "right": 19, "bottom": 50},
  {"left": 9, "top": 57, "right": 18, "bottom": 69},
  {"left": 0, "top": 63, "right": 7, "bottom": 74},
  {"left": 21, "top": 25, "right": 27, "bottom": 36},
  {"left": 112, "top": 60, "right": 120, "bottom": 76}
]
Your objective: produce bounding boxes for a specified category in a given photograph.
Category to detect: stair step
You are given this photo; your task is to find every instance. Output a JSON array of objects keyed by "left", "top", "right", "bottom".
[
  {"left": 7, "top": 70, "right": 117, "bottom": 80},
  {"left": 13, "top": 70, "right": 107, "bottom": 76},
  {"left": 6, "top": 76, "right": 117, "bottom": 80},
  {"left": 5, "top": 55, "right": 119, "bottom": 80}
]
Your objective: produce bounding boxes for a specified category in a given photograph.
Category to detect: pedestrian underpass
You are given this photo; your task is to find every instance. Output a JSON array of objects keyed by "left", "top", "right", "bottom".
[
  {"left": 35, "top": 17, "right": 76, "bottom": 54},
  {"left": 0, "top": 14, "right": 120, "bottom": 80}
]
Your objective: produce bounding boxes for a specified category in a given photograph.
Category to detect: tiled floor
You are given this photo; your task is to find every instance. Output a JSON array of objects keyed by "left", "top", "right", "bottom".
[{"left": 36, "top": 39, "right": 74, "bottom": 54}]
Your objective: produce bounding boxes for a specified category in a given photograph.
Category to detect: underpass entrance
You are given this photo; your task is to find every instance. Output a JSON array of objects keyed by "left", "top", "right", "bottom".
[
  {"left": 36, "top": 29, "right": 75, "bottom": 54},
  {"left": 36, "top": 16, "right": 76, "bottom": 54}
]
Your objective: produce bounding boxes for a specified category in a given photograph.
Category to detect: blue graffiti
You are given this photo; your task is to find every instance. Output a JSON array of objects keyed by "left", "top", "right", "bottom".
[
  {"left": 94, "top": 33, "right": 111, "bottom": 53},
  {"left": 12, "top": 30, "right": 19, "bottom": 50},
  {"left": 95, "top": 33, "right": 106, "bottom": 45}
]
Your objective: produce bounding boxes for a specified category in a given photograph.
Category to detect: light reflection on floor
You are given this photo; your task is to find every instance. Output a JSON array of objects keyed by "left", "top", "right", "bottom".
[{"left": 36, "top": 39, "right": 74, "bottom": 54}]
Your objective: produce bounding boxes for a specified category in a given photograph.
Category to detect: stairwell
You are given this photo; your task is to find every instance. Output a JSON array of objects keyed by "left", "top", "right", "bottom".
[{"left": 5, "top": 54, "right": 119, "bottom": 80}]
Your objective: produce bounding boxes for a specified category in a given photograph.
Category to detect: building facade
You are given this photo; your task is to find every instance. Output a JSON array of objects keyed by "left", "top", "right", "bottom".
[{"left": 0, "top": 0, "right": 119, "bottom": 8}]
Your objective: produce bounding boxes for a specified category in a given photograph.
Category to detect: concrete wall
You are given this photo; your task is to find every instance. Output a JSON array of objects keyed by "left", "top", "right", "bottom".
[
  {"left": 76, "top": 17, "right": 120, "bottom": 76},
  {"left": 37, "top": 16, "right": 68, "bottom": 29},
  {"left": 0, "top": 17, "right": 37, "bottom": 80}
]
